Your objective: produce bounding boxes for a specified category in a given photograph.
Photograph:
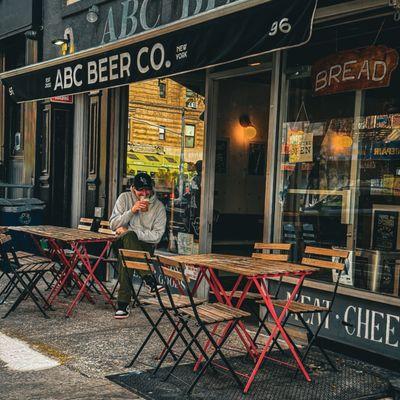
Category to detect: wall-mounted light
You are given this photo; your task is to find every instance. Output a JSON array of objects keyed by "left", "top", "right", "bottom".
[
  {"left": 86, "top": 5, "right": 99, "bottom": 23},
  {"left": 52, "top": 35, "right": 70, "bottom": 55},
  {"left": 52, "top": 28, "right": 75, "bottom": 55},
  {"left": 52, "top": 38, "right": 69, "bottom": 46},
  {"left": 239, "top": 114, "right": 257, "bottom": 140}
]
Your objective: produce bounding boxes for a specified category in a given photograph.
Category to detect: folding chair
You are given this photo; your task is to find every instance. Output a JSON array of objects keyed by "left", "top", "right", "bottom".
[
  {"left": 156, "top": 256, "right": 250, "bottom": 395},
  {"left": 260, "top": 246, "right": 349, "bottom": 371},
  {"left": 120, "top": 249, "right": 203, "bottom": 369},
  {"left": 65, "top": 217, "right": 113, "bottom": 298},
  {"left": 0, "top": 234, "right": 56, "bottom": 318},
  {"left": 216, "top": 243, "right": 292, "bottom": 346},
  {"left": 0, "top": 251, "right": 33, "bottom": 301},
  {"left": 98, "top": 221, "right": 119, "bottom": 298}
]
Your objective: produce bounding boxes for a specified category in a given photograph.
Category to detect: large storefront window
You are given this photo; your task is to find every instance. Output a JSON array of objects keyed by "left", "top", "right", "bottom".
[
  {"left": 127, "top": 76, "right": 205, "bottom": 254},
  {"left": 276, "top": 17, "right": 400, "bottom": 298}
]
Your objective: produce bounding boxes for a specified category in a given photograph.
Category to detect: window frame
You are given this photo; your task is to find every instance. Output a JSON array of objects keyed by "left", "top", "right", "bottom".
[{"left": 185, "top": 124, "right": 196, "bottom": 148}]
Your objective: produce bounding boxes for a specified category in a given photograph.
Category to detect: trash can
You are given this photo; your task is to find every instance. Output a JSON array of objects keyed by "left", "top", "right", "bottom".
[{"left": 0, "top": 198, "right": 46, "bottom": 251}]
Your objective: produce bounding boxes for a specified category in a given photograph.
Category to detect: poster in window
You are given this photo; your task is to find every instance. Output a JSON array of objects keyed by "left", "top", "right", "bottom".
[
  {"left": 288, "top": 130, "right": 313, "bottom": 163},
  {"left": 248, "top": 142, "right": 266, "bottom": 175},
  {"left": 371, "top": 210, "right": 398, "bottom": 251},
  {"left": 215, "top": 139, "right": 228, "bottom": 174}
]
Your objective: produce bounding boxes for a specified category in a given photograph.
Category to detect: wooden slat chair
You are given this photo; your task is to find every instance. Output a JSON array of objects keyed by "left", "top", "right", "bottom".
[
  {"left": 219, "top": 243, "right": 292, "bottom": 301},
  {"left": 63, "top": 217, "right": 95, "bottom": 256},
  {"left": 234, "top": 243, "right": 293, "bottom": 346},
  {"left": 0, "top": 234, "right": 56, "bottom": 318},
  {"left": 66, "top": 218, "right": 116, "bottom": 297},
  {"left": 121, "top": 249, "right": 204, "bottom": 369},
  {"left": 209, "top": 243, "right": 292, "bottom": 348},
  {"left": 1, "top": 251, "right": 38, "bottom": 297},
  {"left": 258, "top": 246, "right": 350, "bottom": 371},
  {"left": 155, "top": 256, "right": 250, "bottom": 395},
  {"left": 61, "top": 217, "right": 96, "bottom": 295},
  {"left": 96, "top": 220, "right": 120, "bottom": 298},
  {"left": 78, "top": 217, "right": 94, "bottom": 231}
]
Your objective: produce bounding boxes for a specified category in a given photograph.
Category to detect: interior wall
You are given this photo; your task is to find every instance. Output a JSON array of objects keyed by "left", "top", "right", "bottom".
[{"left": 214, "top": 78, "right": 270, "bottom": 215}]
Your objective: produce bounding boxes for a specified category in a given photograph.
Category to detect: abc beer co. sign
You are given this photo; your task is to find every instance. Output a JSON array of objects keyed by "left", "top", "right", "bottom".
[{"left": 312, "top": 46, "right": 399, "bottom": 96}]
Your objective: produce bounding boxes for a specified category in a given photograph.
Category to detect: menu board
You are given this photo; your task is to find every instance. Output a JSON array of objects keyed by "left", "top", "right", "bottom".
[
  {"left": 215, "top": 139, "right": 228, "bottom": 174},
  {"left": 372, "top": 210, "right": 399, "bottom": 251},
  {"left": 248, "top": 142, "right": 266, "bottom": 175}
]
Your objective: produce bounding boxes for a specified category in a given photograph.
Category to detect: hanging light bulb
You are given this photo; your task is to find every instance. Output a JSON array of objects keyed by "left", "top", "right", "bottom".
[{"left": 239, "top": 114, "right": 257, "bottom": 140}]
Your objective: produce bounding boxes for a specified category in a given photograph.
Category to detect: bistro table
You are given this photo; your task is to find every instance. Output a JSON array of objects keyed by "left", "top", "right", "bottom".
[
  {"left": 170, "top": 253, "right": 318, "bottom": 393},
  {"left": 7, "top": 225, "right": 116, "bottom": 317}
]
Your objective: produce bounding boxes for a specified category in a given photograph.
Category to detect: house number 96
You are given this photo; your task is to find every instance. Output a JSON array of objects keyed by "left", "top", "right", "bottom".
[{"left": 268, "top": 18, "right": 292, "bottom": 36}]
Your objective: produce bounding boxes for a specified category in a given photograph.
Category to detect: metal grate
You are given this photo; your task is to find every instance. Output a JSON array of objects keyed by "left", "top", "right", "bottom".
[{"left": 107, "top": 350, "right": 393, "bottom": 400}]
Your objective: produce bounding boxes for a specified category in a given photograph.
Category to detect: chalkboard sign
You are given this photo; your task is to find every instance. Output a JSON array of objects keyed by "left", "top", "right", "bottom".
[
  {"left": 372, "top": 210, "right": 398, "bottom": 251},
  {"left": 216, "top": 139, "right": 228, "bottom": 174},
  {"left": 248, "top": 142, "right": 266, "bottom": 175}
]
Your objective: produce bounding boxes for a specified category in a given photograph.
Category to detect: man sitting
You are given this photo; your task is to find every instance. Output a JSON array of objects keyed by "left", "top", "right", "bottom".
[{"left": 110, "top": 172, "right": 166, "bottom": 319}]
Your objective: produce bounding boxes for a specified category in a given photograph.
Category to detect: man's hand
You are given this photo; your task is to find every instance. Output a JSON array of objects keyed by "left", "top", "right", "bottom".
[
  {"left": 115, "top": 226, "right": 128, "bottom": 236},
  {"left": 131, "top": 200, "right": 149, "bottom": 213}
]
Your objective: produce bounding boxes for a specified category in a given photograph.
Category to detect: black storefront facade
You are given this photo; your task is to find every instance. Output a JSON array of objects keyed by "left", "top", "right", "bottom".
[
  {"left": 0, "top": 0, "right": 41, "bottom": 198},
  {"left": 1, "top": 0, "right": 400, "bottom": 365}
]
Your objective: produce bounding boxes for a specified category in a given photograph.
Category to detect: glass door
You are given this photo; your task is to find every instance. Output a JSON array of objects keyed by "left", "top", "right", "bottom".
[{"left": 210, "top": 70, "right": 272, "bottom": 256}]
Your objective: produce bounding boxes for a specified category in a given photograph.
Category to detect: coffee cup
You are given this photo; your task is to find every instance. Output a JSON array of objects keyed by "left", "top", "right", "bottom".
[{"left": 140, "top": 197, "right": 149, "bottom": 212}]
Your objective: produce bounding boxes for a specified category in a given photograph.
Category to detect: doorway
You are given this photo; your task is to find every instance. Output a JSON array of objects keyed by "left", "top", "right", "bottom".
[
  {"left": 38, "top": 103, "right": 74, "bottom": 226},
  {"left": 211, "top": 70, "right": 272, "bottom": 256}
]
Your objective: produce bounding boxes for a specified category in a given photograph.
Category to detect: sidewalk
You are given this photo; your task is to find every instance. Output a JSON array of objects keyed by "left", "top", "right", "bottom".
[
  {"left": 0, "top": 289, "right": 158, "bottom": 400},
  {"left": 0, "top": 283, "right": 399, "bottom": 400}
]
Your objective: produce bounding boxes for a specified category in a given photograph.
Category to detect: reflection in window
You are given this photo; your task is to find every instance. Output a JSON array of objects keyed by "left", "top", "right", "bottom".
[
  {"left": 158, "top": 79, "right": 166, "bottom": 98},
  {"left": 127, "top": 78, "right": 205, "bottom": 253},
  {"left": 276, "top": 16, "right": 400, "bottom": 298},
  {"left": 159, "top": 126, "right": 166, "bottom": 140},
  {"left": 185, "top": 124, "right": 195, "bottom": 148},
  {"left": 145, "top": 155, "right": 159, "bottom": 162}
]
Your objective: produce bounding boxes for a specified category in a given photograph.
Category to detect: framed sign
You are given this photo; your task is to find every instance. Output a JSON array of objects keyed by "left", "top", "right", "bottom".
[
  {"left": 215, "top": 139, "right": 228, "bottom": 174},
  {"left": 371, "top": 205, "right": 400, "bottom": 251}
]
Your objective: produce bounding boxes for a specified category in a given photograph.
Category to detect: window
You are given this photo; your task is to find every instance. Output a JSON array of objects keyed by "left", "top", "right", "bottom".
[
  {"left": 186, "top": 88, "right": 197, "bottom": 108},
  {"left": 159, "top": 126, "right": 166, "bottom": 140},
  {"left": 145, "top": 155, "right": 159, "bottom": 162},
  {"left": 158, "top": 79, "right": 166, "bottom": 98},
  {"left": 185, "top": 124, "right": 195, "bottom": 148},
  {"left": 275, "top": 16, "right": 400, "bottom": 299},
  {"left": 128, "top": 153, "right": 139, "bottom": 160},
  {"left": 127, "top": 77, "right": 206, "bottom": 253}
]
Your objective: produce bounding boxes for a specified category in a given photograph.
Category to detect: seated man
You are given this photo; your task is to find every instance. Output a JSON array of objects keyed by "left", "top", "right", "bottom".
[{"left": 110, "top": 172, "right": 166, "bottom": 319}]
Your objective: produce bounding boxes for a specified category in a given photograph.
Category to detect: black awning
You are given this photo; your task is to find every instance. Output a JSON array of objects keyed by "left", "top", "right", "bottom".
[{"left": 0, "top": 0, "right": 317, "bottom": 103}]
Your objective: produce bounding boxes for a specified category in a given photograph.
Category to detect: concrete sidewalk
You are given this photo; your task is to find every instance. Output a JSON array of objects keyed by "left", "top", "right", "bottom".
[
  {"left": 0, "top": 282, "right": 399, "bottom": 400},
  {"left": 0, "top": 288, "right": 160, "bottom": 400}
]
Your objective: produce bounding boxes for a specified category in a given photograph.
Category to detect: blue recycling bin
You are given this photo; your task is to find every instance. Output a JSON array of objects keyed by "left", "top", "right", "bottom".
[{"left": 0, "top": 198, "right": 46, "bottom": 252}]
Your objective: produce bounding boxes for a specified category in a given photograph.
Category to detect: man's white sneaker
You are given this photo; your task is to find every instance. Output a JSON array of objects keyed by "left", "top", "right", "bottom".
[{"left": 114, "top": 305, "right": 130, "bottom": 319}]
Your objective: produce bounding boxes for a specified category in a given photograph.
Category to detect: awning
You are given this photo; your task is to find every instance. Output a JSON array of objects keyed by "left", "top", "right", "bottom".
[{"left": 0, "top": 0, "right": 317, "bottom": 103}]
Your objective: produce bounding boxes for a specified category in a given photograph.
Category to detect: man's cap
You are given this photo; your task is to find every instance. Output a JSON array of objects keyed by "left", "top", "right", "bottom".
[{"left": 132, "top": 172, "right": 153, "bottom": 190}]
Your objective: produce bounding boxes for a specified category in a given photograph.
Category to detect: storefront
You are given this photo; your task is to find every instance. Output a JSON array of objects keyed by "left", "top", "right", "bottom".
[
  {"left": 0, "top": 0, "right": 41, "bottom": 197},
  {"left": 1, "top": 0, "right": 399, "bottom": 363},
  {"left": 269, "top": 8, "right": 400, "bottom": 362}
]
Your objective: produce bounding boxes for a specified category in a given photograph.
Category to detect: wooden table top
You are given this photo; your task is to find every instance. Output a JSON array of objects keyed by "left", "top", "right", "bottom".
[
  {"left": 7, "top": 225, "right": 116, "bottom": 242},
  {"left": 170, "top": 253, "right": 318, "bottom": 277}
]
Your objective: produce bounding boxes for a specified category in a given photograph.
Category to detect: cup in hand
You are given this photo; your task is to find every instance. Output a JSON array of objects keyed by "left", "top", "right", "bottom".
[{"left": 139, "top": 196, "right": 149, "bottom": 212}]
